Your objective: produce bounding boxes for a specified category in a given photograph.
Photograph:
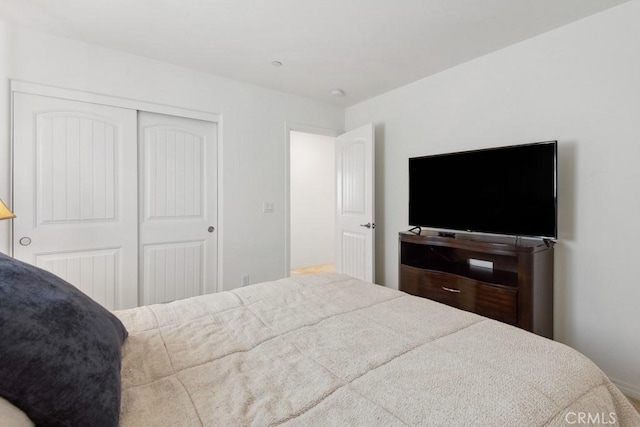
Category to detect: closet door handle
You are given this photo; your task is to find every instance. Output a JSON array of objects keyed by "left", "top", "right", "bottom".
[
  {"left": 208, "top": 226, "right": 215, "bottom": 233},
  {"left": 441, "top": 286, "right": 461, "bottom": 293}
]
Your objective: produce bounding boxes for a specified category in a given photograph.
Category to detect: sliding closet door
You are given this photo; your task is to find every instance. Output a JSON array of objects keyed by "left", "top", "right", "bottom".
[
  {"left": 13, "top": 92, "right": 139, "bottom": 310},
  {"left": 138, "top": 112, "right": 218, "bottom": 304}
]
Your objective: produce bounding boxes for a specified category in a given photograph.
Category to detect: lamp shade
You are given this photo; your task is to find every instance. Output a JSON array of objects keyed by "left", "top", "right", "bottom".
[{"left": 0, "top": 198, "right": 15, "bottom": 220}]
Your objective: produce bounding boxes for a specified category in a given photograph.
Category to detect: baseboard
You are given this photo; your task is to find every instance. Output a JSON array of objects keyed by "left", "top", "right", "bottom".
[{"left": 610, "top": 377, "right": 640, "bottom": 401}]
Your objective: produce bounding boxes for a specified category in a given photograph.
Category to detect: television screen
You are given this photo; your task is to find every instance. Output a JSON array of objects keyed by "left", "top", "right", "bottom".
[{"left": 409, "top": 141, "right": 557, "bottom": 239}]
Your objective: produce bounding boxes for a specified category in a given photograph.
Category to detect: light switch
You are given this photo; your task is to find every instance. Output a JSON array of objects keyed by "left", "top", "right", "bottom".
[{"left": 263, "top": 202, "right": 274, "bottom": 213}]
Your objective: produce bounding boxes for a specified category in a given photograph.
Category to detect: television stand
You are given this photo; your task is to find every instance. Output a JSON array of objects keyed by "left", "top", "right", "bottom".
[
  {"left": 437, "top": 231, "right": 456, "bottom": 238},
  {"left": 398, "top": 231, "right": 554, "bottom": 339}
]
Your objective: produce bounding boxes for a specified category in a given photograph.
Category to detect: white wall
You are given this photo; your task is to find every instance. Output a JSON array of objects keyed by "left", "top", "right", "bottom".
[
  {"left": 0, "top": 21, "right": 344, "bottom": 289},
  {"left": 0, "top": 23, "right": 11, "bottom": 242},
  {"left": 290, "top": 131, "right": 335, "bottom": 269},
  {"left": 346, "top": 0, "right": 640, "bottom": 398}
]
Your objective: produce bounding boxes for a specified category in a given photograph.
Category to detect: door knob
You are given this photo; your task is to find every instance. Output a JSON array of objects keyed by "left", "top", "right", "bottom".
[
  {"left": 208, "top": 226, "right": 215, "bottom": 233},
  {"left": 19, "top": 237, "right": 32, "bottom": 246},
  {"left": 360, "top": 223, "right": 374, "bottom": 229}
]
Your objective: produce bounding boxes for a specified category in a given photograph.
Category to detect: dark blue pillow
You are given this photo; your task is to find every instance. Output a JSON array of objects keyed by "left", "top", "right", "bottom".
[{"left": 0, "top": 253, "right": 128, "bottom": 426}]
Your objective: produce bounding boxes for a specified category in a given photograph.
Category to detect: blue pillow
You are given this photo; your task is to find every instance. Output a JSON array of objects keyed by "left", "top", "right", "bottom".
[{"left": 0, "top": 253, "right": 128, "bottom": 426}]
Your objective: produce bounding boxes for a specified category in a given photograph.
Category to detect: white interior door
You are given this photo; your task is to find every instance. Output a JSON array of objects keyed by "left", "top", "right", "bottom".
[
  {"left": 138, "top": 112, "right": 218, "bottom": 305},
  {"left": 12, "top": 92, "right": 139, "bottom": 309},
  {"left": 335, "top": 123, "right": 375, "bottom": 282}
]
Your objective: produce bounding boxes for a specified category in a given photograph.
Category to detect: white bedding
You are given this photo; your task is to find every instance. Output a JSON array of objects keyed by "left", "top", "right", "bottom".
[{"left": 111, "top": 273, "right": 639, "bottom": 426}]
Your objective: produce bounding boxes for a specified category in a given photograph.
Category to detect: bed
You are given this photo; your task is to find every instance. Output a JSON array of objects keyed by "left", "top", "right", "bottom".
[{"left": 1, "top": 256, "right": 639, "bottom": 426}]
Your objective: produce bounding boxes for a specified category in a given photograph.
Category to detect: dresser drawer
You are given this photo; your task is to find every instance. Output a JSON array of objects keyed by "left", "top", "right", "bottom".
[{"left": 399, "top": 265, "right": 518, "bottom": 325}]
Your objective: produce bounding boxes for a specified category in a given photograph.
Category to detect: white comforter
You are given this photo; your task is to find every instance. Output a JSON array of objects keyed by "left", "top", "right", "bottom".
[{"left": 114, "top": 273, "right": 640, "bottom": 426}]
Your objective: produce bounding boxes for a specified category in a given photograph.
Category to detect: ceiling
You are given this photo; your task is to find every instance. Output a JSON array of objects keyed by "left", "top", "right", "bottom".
[{"left": 0, "top": 0, "right": 630, "bottom": 106}]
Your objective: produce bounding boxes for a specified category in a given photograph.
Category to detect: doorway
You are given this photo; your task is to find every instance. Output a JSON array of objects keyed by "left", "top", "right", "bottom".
[{"left": 289, "top": 130, "right": 336, "bottom": 276}]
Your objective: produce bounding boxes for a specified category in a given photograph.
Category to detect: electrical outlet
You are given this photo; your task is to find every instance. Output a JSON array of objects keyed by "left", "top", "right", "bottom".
[
  {"left": 242, "top": 274, "right": 250, "bottom": 286},
  {"left": 263, "top": 202, "right": 274, "bottom": 213}
]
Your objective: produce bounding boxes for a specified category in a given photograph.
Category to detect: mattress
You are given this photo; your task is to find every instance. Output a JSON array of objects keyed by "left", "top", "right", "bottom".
[{"left": 113, "top": 273, "right": 640, "bottom": 426}]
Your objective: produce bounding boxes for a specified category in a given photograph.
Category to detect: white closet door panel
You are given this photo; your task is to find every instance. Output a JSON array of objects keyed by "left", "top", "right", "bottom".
[
  {"left": 35, "top": 249, "right": 120, "bottom": 310},
  {"left": 13, "top": 93, "right": 138, "bottom": 310},
  {"left": 144, "top": 127, "right": 203, "bottom": 219},
  {"left": 37, "top": 114, "right": 118, "bottom": 224},
  {"left": 142, "top": 241, "right": 204, "bottom": 305},
  {"left": 139, "top": 112, "right": 217, "bottom": 304}
]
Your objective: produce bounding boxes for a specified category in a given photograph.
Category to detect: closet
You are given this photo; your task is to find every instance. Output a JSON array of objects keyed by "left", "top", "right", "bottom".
[{"left": 12, "top": 88, "right": 218, "bottom": 310}]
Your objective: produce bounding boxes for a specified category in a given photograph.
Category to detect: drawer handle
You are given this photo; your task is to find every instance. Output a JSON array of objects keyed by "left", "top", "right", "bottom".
[{"left": 441, "top": 286, "right": 461, "bottom": 293}]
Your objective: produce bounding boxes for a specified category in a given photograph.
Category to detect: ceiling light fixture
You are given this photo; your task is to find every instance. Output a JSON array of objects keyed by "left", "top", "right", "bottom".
[{"left": 331, "top": 88, "right": 345, "bottom": 97}]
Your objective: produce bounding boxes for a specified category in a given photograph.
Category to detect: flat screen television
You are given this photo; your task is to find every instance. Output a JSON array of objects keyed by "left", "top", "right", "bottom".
[{"left": 409, "top": 141, "right": 557, "bottom": 239}]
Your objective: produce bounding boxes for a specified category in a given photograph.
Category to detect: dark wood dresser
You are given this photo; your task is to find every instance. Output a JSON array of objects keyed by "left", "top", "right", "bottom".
[{"left": 399, "top": 231, "right": 554, "bottom": 339}]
